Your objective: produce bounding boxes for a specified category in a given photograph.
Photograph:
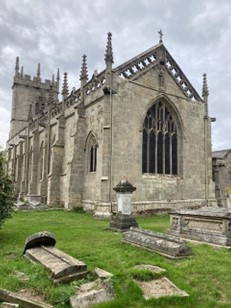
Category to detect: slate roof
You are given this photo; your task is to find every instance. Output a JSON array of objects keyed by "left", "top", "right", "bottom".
[{"left": 212, "top": 149, "right": 231, "bottom": 159}]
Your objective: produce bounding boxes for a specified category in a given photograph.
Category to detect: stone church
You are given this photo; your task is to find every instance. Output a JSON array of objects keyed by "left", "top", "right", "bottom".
[{"left": 6, "top": 32, "right": 216, "bottom": 216}]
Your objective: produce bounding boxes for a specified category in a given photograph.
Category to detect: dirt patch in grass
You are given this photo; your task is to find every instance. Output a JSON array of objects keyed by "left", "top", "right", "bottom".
[{"left": 16, "top": 289, "right": 46, "bottom": 302}]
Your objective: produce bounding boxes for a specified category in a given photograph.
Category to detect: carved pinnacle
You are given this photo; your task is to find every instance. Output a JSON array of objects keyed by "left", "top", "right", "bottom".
[
  {"left": 202, "top": 73, "right": 209, "bottom": 98},
  {"left": 80, "top": 54, "right": 88, "bottom": 84},
  {"left": 105, "top": 32, "right": 114, "bottom": 70}
]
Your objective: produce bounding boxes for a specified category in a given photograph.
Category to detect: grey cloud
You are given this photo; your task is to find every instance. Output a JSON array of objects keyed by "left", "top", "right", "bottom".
[{"left": 0, "top": 0, "right": 230, "bottom": 150}]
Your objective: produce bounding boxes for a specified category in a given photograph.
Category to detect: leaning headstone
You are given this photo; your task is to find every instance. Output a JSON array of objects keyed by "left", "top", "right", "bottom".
[
  {"left": 23, "top": 232, "right": 88, "bottom": 283},
  {"left": 23, "top": 231, "right": 56, "bottom": 254},
  {"left": 122, "top": 227, "right": 192, "bottom": 259},
  {"left": 168, "top": 207, "right": 231, "bottom": 246}
]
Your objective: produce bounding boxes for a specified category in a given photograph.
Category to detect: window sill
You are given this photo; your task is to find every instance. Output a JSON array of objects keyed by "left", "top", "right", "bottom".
[{"left": 142, "top": 173, "right": 181, "bottom": 179}]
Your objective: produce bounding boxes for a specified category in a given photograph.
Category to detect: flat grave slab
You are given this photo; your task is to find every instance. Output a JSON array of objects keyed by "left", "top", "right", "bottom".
[
  {"left": 0, "top": 288, "right": 53, "bottom": 308},
  {"left": 122, "top": 227, "right": 191, "bottom": 259},
  {"left": 135, "top": 277, "right": 189, "bottom": 299},
  {"left": 70, "top": 279, "right": 114, "bottom": 308}
]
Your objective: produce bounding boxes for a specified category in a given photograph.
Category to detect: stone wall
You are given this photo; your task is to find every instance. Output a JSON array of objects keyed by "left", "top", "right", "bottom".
[{"left": 6, "top": 39, "right": 216, "bottom": 213}]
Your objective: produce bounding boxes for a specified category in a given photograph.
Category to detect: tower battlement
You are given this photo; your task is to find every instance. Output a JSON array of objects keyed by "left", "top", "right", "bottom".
[{"left": 9, "top": 57, "right": 60, "bottom": 139}]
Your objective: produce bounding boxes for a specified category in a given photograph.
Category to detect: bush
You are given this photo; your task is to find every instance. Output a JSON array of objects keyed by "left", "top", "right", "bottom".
[{"left": 0, "top": 151, "right": 14, "bottom": 228}]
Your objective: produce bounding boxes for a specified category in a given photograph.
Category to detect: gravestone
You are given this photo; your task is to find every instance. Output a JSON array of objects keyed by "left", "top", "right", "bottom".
[
  {"left": 23, "top": 231, "right": 88, "bottom": 283},
  {"left": 168, "top": 207, "right": 231, "bottom": 246},
  {"left": 109, "top": 179, "right": 138, "bottom": 231}
]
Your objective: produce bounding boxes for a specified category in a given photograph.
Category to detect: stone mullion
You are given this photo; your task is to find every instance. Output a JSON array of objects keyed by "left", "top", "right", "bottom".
[
  {"left": 162, "top": 106, "right": 166, "bottom": 175},
  {"left": 170, "top": 134, "right": 173, "bottom": 175},
  {"left": 147, "top": 130, "right": 150, "bottom": 173},
  {"left": 163, "top": 134, "right": 165, "bottom": 175},
  {"left": 154, "top": 108, "right": 158, "bottom": 174}
]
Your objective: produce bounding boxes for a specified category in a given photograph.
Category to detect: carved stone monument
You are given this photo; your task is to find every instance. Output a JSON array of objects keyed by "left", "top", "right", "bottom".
[
  {"left": 168, "top": 207, "right": 231, "bottom": 246},
  {"left": 109, "top": 179, "right": 138, "bottom": 231}
]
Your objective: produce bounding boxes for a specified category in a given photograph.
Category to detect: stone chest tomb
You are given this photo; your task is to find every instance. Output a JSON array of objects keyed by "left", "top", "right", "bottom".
[{"left": 168, "top": 207, "right": 231, "bottom": 246}]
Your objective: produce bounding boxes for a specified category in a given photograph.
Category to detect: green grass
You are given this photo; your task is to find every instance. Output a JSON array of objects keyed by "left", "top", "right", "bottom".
[{"left": 0, "top": 210, "right": 231, "bottom": 307}]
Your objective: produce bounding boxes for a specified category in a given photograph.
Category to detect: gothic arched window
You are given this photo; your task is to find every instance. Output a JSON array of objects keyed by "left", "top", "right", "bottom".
[
  {"left": 142, "top": 101, "right": 178, "bottom": 175},
  {"left": 86, "top": 134, "right": 98, "bottom": 172}
]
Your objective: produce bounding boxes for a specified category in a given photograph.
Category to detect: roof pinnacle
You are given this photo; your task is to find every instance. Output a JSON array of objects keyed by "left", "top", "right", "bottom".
[
  {"left": 80, "top": 54, "right": 88, "bottom": 84},
  {"left": 105, "top": 32, "right": 114, "bottom": 70},
  {"left": 62, "top": 72, "right": 69, "bottom": 99},
  {"left": 52, "top": 74, "right": 55, "bottom": 86},
  {"left": 37, "top": 63, "right": 41, "bottom": 78},
  {"left": 20, "top": 66, "right": 24, "bottom": 77},
  {"left": 56, "top": 68, "right": 60, "bottom": 82},
  {"left": 202, "top": 73, "right": 209, "bottom": 98},
  {"left": 15, "top": 56, "right": 19, "bottom": 76}
]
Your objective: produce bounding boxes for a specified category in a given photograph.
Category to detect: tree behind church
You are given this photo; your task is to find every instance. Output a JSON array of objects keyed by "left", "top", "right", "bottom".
[{"left": 0, "top": 150, "right": 14, "bottom": 228}]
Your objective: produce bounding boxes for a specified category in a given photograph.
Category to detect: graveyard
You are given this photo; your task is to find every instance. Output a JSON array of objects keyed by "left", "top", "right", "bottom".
[{"left": 0, "top": 209, "right": 231, "bottom": 307}]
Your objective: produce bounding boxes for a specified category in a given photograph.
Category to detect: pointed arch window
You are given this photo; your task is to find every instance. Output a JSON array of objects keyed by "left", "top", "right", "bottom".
[
  {"left": 86, "top": 134, "right": 98, "bottom": 172},
  {"left": 142, "top": 101, "right": 178, "bottom": 175}
]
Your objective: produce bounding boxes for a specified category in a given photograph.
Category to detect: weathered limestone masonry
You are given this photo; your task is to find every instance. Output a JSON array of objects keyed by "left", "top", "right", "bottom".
[
  {"left": 212, "top": 149, "right": 231, "bottom": 207},
  {"left": 6, "top": 31, "right": 216, "bottom": 215}
]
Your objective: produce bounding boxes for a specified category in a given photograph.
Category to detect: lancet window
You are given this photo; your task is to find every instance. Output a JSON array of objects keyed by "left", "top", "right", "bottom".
[
  {"left": 142, "top": 101, "right": 178, "bottom": 175},
  {"left": 86, "top": 133, "right": 98, "bottom": 172}
]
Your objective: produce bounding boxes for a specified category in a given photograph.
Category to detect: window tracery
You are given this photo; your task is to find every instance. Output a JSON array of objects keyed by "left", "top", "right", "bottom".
[{"left": 142, "top": 101, "right": 178, "bottom": 175}]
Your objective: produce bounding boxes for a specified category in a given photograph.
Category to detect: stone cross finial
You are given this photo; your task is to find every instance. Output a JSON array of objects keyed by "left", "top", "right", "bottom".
[
  {"left": 15, "top": 56, "right": 19, "bottom": 76},
  {"left": 37, "top": 63, "right": 41, "bottom": 78},
  {"left": 62, "top": 72, "right": 69, "bottom": 99},
  {"left": 202, "top": 73, "right": 209, "bottom": 98},
  {"left": 80, "top": 54, "right": 88, "bottom": 84},
  {"left": 105, "top": 32, "right": 114, "bottom": 70},
  {"left": 158, "top": 29, "right": 163, "bottom": 43}
]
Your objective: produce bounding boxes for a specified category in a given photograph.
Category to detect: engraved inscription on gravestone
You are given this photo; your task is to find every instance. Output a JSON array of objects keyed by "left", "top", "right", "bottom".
[{"left": 117, "top": 193, "right": 132, "bottom": 215}]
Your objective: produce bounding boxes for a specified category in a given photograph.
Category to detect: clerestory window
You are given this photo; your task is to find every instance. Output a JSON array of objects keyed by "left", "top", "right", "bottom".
[{"left": 142, "top": 101, "right": 178, "bottom": 175}]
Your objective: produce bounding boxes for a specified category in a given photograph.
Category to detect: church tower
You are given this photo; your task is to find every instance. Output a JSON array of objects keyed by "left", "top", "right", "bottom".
[{"left": 9, "top": 57, "right": 59, "bottom": 138}]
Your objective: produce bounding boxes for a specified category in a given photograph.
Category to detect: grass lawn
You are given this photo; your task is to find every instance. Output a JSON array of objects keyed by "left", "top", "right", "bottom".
[{"left": 0, "top": 210, "right": 231, "bottom": 307}]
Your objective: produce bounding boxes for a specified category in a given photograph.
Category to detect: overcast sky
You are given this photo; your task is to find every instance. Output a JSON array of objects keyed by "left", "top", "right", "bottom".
[{"left": 0, "top": 0, "right": 230, "bottom": 150}]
